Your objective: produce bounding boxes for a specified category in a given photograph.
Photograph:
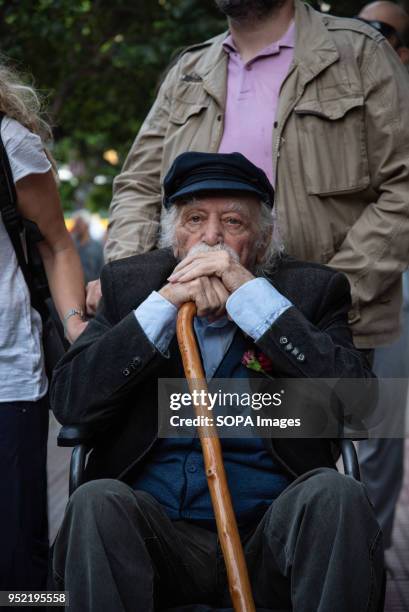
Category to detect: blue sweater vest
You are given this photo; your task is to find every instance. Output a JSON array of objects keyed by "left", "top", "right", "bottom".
[{"left": 133, "top": 329, "right": 290, "bottom": 528}]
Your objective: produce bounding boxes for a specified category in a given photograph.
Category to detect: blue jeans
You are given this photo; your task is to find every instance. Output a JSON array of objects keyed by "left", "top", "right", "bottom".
[{"left": 0, "top": 396, "right": 49, "bottom": 588}]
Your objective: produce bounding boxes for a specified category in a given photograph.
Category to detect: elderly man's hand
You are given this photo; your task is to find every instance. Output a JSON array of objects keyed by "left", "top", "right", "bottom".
[
  {"left": 159, "top": 276, "right": 229, "bottom": 318},
  {"left": 168, "top": 250, "right": 255, "bottom": 293}
]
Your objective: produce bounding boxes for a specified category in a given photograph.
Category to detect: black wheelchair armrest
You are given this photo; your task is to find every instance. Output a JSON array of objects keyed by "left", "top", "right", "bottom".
[
  {"left": 57, "top": 425, "right": 96, "bottom": 496},
  {"left": 57, "top": 424, "right": 96, "bottom": 448},
  {"left": 340, "top": 439, "right": 360, "bottom": 481},
  {"left": 68, "top": 445, "right": 90, "bottom": 497}
]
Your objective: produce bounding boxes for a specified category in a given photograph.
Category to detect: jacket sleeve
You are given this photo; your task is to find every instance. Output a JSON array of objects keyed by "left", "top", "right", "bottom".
[
  {"left": 256, "top": 271, "right": 374, "bottom": 380},
  {"left": 104, "top": 64, "right": 179, "bottom": 262},
  {"left": 50, "top": 265, "right": 167, "bottom": 428},
  {"left": 328, "top": 38, "right": 409, "bottom": 315},
  {"left": 256, "top": 271, "right": 376, "bottom": 429}
]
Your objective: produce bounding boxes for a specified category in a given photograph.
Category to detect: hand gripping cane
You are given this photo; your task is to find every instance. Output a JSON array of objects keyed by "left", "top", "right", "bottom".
[{"left": 176, "top": 302, "right": 256, "bottom": 612}]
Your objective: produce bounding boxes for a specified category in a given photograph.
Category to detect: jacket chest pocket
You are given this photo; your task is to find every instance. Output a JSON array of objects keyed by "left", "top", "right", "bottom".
[
  {"left": 166, "top": 101, "right": 211, "bottom": 149},
  {"left": 163, "top": 100, "right": 215, "bottom": 175},
  {"left": 161, "top": 102, "right": 209, "bottom": 181},
  {"left": 169, "top": 80, "right": 211, "bottom": 127},
  {"left": 294, "top": 96, "right": 370, "bottom": 196},
  {"left": 169, "top": 101, "right": 208, "bottom": 126}
]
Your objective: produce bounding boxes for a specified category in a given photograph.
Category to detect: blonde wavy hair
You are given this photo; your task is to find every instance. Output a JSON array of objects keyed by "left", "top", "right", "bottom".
[{"left": 0, "top": 60, "right": 56, "bottom": 167}]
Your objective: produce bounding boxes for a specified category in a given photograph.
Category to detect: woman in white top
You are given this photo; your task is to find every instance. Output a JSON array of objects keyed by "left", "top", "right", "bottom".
[{"left": 0, "top": 63, "right": 86, "bottom": 589}]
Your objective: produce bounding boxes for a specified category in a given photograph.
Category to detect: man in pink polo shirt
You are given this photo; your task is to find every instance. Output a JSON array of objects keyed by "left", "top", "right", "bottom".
[{"left": 218, "top": 18, "right": 295, "bottom": 185}]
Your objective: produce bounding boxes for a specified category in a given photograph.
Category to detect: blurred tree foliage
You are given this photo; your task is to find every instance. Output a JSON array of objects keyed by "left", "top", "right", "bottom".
[{"left": 0, "top": 0, "right": 402, "bottom": 210}]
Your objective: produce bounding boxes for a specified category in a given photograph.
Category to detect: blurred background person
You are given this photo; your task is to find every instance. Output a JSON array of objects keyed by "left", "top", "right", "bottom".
[
  {"left": 0, "top": 62, "right": 86, "bottom": 589},
  {"left": 357, "top": 0, "right": 409, "bottom": 552},
  {"left": 359, "top": 1, "right": 409, "bottom": 61},
  {"left": 71, "top": 209, "right": 104, "bottom": 283}
]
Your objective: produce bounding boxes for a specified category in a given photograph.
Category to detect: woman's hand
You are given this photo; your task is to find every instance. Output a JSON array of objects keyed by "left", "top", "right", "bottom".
[
  {"left": 66, "top": 320, "right": 88, "bottom": 344},
  {"left": 85, "top": 279, "right": 102, "bottom": 316}
]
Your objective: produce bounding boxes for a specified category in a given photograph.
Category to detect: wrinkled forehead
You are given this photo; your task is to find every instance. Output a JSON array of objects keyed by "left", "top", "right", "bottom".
[{"left": 175, "top": 195, "right": 260, "bottom": 218}]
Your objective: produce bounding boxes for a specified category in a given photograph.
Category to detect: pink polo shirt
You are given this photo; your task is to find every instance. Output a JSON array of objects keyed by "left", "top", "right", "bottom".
[{"left": 218, "top": 22, "right": 295, "bottom": 185}]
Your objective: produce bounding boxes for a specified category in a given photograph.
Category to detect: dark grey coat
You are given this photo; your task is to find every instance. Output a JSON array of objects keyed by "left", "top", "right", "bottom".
[{"left": 50, "top": 249, "right": 374, "bottom": 483}]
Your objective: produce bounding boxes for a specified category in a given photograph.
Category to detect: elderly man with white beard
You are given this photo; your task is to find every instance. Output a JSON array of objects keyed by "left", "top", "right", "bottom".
[{"left": 51, "top": 152, "right": 383, "bottom": 612}]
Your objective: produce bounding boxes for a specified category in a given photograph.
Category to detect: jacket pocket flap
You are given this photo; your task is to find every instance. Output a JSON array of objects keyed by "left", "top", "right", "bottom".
[
  {"left": 295, "top": 96, "right": 364, "bottom": 120},
  {"left": 169, "top": 103, "right": 208, "bottom": 125}
]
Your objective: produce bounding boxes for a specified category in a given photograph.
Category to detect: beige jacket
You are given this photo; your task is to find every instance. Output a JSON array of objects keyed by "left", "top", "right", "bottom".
[{"left": 106, "top": 1, "right": 409, "bottom": 349}]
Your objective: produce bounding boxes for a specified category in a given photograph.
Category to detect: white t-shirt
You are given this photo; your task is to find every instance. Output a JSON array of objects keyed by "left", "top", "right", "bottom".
[{"left": 0, "top": 117, "right": 51, "bottom": 402}]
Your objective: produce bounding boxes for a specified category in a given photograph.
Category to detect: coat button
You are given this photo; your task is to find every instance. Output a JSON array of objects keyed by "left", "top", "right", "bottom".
[
  {"left": 285, "top": 343, "right": 293, "bottom": 351},
  {"left": 187, "top": 464, "right": 197, "bottom": 473},
  {"left": 279, "top": 336, "right": 288, "bottom": 345},
  {"left": 348, "top": 309, "right": 360, "bottom": 324},
  {"left": 297, "top": 353, "right": 305, "bottom": 362},
  {"left": 292, "top": 347, "right": 300, "bottom": 356},
  {"left": 133, "top": 357, "right": 141, "bottom": 367},
  {"left": 122, "top": 368, "right": 130, "bottom": 377}
]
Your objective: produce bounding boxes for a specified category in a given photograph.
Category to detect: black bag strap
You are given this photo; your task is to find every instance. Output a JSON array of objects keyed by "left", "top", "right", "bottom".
[{"left": 0, "top": 113, "right": 48, "bottom": 320}]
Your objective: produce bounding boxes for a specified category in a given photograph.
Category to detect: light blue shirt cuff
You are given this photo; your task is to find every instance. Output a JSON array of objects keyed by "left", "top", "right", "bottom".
[
  {"left": 226, "top": 277, "right": 292, "bottom": 341},
  {"left": 134, "top": 291, "right": 177, "bottom": 354}
]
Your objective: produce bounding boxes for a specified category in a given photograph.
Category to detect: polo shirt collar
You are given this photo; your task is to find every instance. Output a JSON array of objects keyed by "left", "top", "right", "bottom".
[{"left": 223, "top": 20, "right": 295, "bottom": 60}]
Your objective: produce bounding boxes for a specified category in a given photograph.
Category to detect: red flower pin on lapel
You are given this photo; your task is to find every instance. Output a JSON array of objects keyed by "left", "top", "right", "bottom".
[{"left": 241, "top": 350, "right": 273, "bottom": 373}]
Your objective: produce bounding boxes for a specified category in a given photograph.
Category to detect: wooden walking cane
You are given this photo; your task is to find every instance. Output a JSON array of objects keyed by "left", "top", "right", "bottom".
[{"left": 176, "top": 301, "right": 256, "bottom": 612}]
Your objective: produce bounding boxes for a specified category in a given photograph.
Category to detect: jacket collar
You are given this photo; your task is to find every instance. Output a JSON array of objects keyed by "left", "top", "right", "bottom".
[
  {"left": 197, "top": 1, "right": 340, "bottom": 108},
  {"left": 292, "top": 1, "right": 339, "bottom": 86},
  {"left": 200, "top": 33, "right": 229, "bottom": 109}
]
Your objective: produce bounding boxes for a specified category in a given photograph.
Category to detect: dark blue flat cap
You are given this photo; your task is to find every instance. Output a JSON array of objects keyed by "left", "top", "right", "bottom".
[{"left": 163, "top": 152, "right": 275, "bottom": 209}]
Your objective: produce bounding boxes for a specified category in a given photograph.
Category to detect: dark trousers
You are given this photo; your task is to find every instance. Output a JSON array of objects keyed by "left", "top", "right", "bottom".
[
  {"left": 53, "top": 468, "right": 384, "bottom": 612},
  {"left": 0, "top": 396, "right": 49, "bottom": 589},
  {"left": 358, "top": 342, "right": 407, "bottom": 548}
]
